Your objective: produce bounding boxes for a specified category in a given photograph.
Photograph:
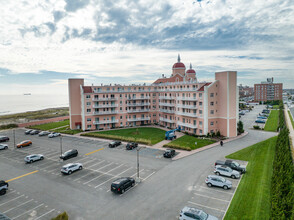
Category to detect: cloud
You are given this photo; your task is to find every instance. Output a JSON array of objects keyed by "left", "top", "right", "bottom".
[
  {"left": 53, "top": 10, "right": 66, "bottom": 23},
  {"left": 64, "top": 0, "right": 90, "bottom": 12}
]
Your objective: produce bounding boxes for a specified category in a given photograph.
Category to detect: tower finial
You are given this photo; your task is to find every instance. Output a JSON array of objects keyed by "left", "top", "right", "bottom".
[
  {"left": 178, "top": 54, "right": 181, "bottom": 62},
  {"left": 190, "top": 63, "right": 192, "bottom": 69}
]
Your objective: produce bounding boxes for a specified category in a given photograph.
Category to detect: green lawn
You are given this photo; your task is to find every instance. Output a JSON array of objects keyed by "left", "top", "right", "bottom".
[
  {"left": 53, "top": 125, "right": 82, "bottom": 135},
  {"left": 29, "top": 120, "right": 70, "bottom": 131},
  {"left": 288, "top": 110, "right": 294, "bottom": 129},
  {"left": 81, "top": 127, "right": 166, "bottom": 145},
  {"left": 264, "top": 110, "right": 279, "bottom": 131},
  {"left": 224, "top": 136, "right": 277, "bottom": 220},
  {"left": 163, "top": 135, "right": 215, "bottom": 151}
]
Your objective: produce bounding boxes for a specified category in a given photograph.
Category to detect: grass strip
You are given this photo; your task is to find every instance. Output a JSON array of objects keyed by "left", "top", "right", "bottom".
[
  {"left": 288, "top": 110, "right": 294, "bottom": 129},
  {"left": 264, "top": 110, "right": 279, "bottom": 131},
  {"left": 29, "top": 120, "right": 70, "bottom": 131}
]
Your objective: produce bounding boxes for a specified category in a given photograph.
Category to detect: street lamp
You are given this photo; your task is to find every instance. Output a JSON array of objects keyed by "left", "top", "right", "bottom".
[
  {"left": 13, "top": 129, "right": 16, "bottom": 149},
  {"left": 136, "top": 146, "right": 146, "bottom": 183},
  {"left": 60, "top": 135, "right": 63, "bottom": 157}
]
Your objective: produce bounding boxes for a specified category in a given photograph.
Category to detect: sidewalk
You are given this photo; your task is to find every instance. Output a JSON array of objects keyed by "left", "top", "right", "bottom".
[{"left": 284, "top": 105, "right": 294, "bottom": 157}]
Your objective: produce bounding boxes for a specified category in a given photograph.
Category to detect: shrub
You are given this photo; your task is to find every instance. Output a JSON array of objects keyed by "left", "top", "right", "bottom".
[
  {"left": 51, "top": 212, "right": 68, "bottom": 220},
  {"left": 0, "top": 123, "right": 18, "bottom": 130},
  {"left": 253, "top": 125, "right": 260, "bottom": 129},
  {"left": 216, "top": 130, "right": 221, "bottom": 137},
  {"left": 163, "top": 144, "right": 192, "bottom": 151},
  {"left": 237, "top": 121, "right": 244, "bottom": 134}
]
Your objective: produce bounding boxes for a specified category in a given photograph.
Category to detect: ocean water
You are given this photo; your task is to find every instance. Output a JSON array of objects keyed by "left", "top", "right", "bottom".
[{"left": 0, "top": 94, "right": 69, "bottom": 115}]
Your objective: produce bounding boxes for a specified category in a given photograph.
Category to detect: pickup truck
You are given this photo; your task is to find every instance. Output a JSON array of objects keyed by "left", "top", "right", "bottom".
[{"left": 215, "top": 160, "right": 246, "bottom": 174}]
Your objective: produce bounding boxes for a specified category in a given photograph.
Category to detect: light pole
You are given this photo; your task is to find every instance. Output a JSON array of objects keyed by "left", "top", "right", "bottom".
[
  {"left": 13, "top": 129, "right": 16, "bottom": 149},
  {"left": 136, "top": 146, "right": 146, "bottom": 183},
  {"left": 60, "top": 135, "right": 63, "bottom": 157}
]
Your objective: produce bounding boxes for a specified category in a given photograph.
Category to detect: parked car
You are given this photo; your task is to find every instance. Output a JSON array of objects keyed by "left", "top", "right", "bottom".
[
  {"left": 179, "top": 206, "right": 218, "bottom": 220},
  {"left": 109, "top": 141, "right": 121, "bottom": 148},
  {"left": 205, "top": 175, "right": 232, "bottom": 190},
  {"left": 25, "top": 129, "right": 33, "bottom": 135},
  {"left": 0, "top": 144, "right": 8, "bottom": 150},
  {"left": 259, "top": 113, "right": 269, "bottom": 117},
  {"left": 257, "top": 116, "right": 267, "bottom": 120},
  {"left": 30, "top": 130, "right": 40, "bottom": 135},
  {"left": 24, "top": 154, "right": 44, "bottom": 163},
  {"left": 163, "top": 149, "right": 176, "bottom": 158},
  {"left": 61, "top": 163, "right": 83, "bottom": 175},
  {"left": 262, "top": 109, "right": 270, "bottom": 114},
  {"left": 48, "top": 132, "right": 61, "bottom": 138},
  {"left": 38, "top": 131, "right": 50, "bottom": 136},
  {"left": 0, "top": 136, "right": 9, "bottom": 142},
  {"left": 214, "top": 165, "right": 240, "bottom": 179},
  {"left": 17, "top": 140, "right": 32, "bottom": 148},
  {"left": 0, "top": 180, "right": 9, "bottom": 195},
  {"left": 60, "top": 149, "right": 78, "bottom": 160},
  {"left": 255, "top": 119, "right": 266, "bottom": 124},
  {"left": 126, "top": 142, "right": 138, "bottom": 150},
  {"left": 111, "top": 177, "right": 135, "bottom": 194},
  {"left": 239, "top": 111, "right": 245, "bottom": 115},
  {"left": 215, "top": 160, "right": 246, "bottom": 174}
]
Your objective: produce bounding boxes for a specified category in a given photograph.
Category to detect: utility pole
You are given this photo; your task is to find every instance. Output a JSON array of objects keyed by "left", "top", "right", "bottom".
[
  {"left": 136, "top": 146, "right": 146, "bottom": 183},
  {"left": 60, "top": 135, "right": 63, "bottom": 156},
  {"left": 13, "top": 129, "right": 15, "bottom": 149}
]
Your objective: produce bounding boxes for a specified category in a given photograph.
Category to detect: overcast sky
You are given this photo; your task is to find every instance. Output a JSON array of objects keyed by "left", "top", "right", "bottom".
[{"left": 0, "top": 0, "right": 293, "bottom": 95}]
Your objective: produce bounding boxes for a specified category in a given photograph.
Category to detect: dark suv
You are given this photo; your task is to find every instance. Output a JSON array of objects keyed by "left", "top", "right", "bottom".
[
  {"left": 0, "top": 180, "right": 9, "bottom": 195},
  {"left": 163, "top": 149, "right": 176, "bottom": 158},
  {"left": 109, "top": 141, "right": 121, "bottom": 148},
  {"left": 111, "top": 177, "right": 135, "bottom": 194},
  {"left": 0, "top": 136, "right": 9, "bottom": 142},
  {"left": 60, "top": 149, "right": 78, "bottom": 160},
  {"left": 126, "top": 142, "right": 138, "bottom": 150}
]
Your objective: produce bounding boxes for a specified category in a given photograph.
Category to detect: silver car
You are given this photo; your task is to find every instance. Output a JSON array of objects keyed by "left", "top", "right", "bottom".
[
  {"left": 0, "top": 144, "right": 8, "bottom": 150},
  {"left": 205, "top": 175, "right": 232, "bottom": 190},
  {"left": 48, "top": 132, "right": 61, "bottom": 138},
  {"left": 38, "top": 131, "right": 50, "bottom": 136},
  {"left": 24, "top": 154, "right": 44, "bottom": 163},
  {"left": 179, "top": 206, "right": 218, "bottom": 220},
  {"left": 214, "top": 165, "right": 240, "bottom": 179},
  {"left": 61, "top": 163, "right": 83, "bottom": 175}
]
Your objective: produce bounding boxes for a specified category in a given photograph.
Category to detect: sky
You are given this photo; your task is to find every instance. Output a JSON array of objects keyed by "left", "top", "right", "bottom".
[{"left": 0, "top": 0, "right": 293, "bottom": 95}]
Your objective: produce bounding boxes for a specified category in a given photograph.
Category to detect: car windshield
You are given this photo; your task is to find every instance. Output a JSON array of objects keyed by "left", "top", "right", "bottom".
[
  {"left": 199, "top": 211, "right": 208, "bottom": 220},
  {"left": 232, "top": 161, "right": 240, "bottom": 167},
  {"left": 110, "top": 142, "right": 115, "bottom": 144},
  {"left": 219, "top": 177, "right": 226, "bottom": 182},
  {"left": 227, "top": 167, "right": 233, "bottom": 172}
]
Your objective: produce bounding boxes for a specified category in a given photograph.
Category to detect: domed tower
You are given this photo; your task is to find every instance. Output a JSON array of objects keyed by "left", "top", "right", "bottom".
[
  {"left": 172, "top": 54, "right": 186, "bottom": 76},
  {"left": 185, "top": 63, "right": 197, "bottom": 82}
]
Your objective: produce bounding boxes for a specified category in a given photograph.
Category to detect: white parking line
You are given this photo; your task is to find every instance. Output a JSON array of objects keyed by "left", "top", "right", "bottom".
[
  {"left": 12, "top": 203, "right": 44, "bottom": 219},
  {"left": 34, "top": 209, "right": 55, "bottom": 220},
  {"left": 3, "top": 199, "right": 34, "bottom": 213},
  {"left": 188, "top": 201, "right": 225, "bottom": 212},
  {"left": 193, "top": 193, "right": 230, "bottom": 203},
  {"left": 199, "top": 186, "right": 234, "bottom": 195},
  {"left": 79, "top": 158, "right": 97, "bottom": 166},
  {"left": 83, "top": 162, "right": 115, "bottom": 185},
  {"left": 87, "top": 160, "right": 105, "bottom": 168},
  {"left": 142, "top": 171, "right": 156, "bottom": 181},
  {"left": 0, "top": 195, "right": 24, "bottom": 207}
]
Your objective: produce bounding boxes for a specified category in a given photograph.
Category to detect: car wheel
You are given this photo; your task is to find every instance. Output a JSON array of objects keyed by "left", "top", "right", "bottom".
[
  {"left": 0, "top": 189, "right": 6, "bottom": 195},
  {"left": 68, "top": 170, "right": 72, "bottom": 175},
  {"left": 207, "top": 183, "right": 212, "bottom": 187},
  {"left": 40, "top": 157, "right": 44, "bottom": 160},
  {"left": 231, "top": 175, "right": 236, "bottom": 179},
  {"left": 79, "top": 166, "right": 82, "bottom": 170},
  {"left": 215, "top": 172, "right": 220, "bottom": 176},
  {"left": 4, "top": 146, "right": 8, "bottom": 150},
  {"left": 30, "top": 160, "right": 33, "bottom": 163},
  {"left": 132, "top": 182, "right": 135, "bottom": 187},
  {"left": 223, "top": 185, "right": 228, "bottom": 190},
  {"left": 121, "top": 189, "right": 125, "bottom": 194}
]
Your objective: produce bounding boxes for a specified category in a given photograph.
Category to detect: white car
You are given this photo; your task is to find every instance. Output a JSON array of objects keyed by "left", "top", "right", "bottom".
[
  {"left": 61, "top": 163, "right": 83, "bottom": 175},
  {"left": 24, "top": 154, "right": 44, "bottom": 163},
  {"left": 0, "top": 144, "right": 8, "bottom": 150},
  {"left": 179, "top": 206, "right": 218, "bottom": 220},
  {"left": 214, "top": 165, "right": 240, "bottom": 179},
  {"left": 48, "top": 132, "right": 61, "bottom": 138}
]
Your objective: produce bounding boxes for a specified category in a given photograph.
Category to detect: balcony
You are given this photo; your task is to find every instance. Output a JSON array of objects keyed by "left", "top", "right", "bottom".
[
  {"left": 177, "top": 97, "right": 198, "bottom": 101},
  {"left": 176, "top": 112, "right": 198, "bottom": 117},
  {"left": 177, "top": 104, "right": 197, "bottom": 109},
  {"left": 92, "top": 97, "right": 117, "bottom": 101},
  {"left": 127, "top": 96, "right": 151, "bottom": 100},
  {"left": 93, "top": 120, "right": 118, "bottom": 125},
  {"left": 159, "top": 102, "right": 175, "bottom": 107},
  {"left": 127, "top": 102, "right": 150, "bottom": 107},
  {"left": 177, "top": 121, "right": 197, "bottom": 129},
  {"left": 127, "top": 117, "right": 151, "bottom": 122},
  {"left": 93, "top": 111, "right": 118, "bottom": 115},
  {"left": 159, "top": 109, "right": 175, "bottom": 114},
  {"left": 159, "top": 96, "right": 175, "bottom": 100},
  {"left": 159, "top": 117, "right": 175, "bottom": 123},
  {"left": 93, "top": 104, "right": 118, "bottom": 108},
  {"left": 127, "top": 109, "right": 150, "bottom": 113}
]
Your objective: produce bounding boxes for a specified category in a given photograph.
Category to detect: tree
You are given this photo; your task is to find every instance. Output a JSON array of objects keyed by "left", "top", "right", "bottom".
[{"left": 237, "top": 121, "right": 244, "bottom": 135}]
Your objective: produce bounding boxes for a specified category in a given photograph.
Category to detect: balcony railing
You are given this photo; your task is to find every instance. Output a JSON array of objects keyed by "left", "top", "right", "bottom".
[
  {"left": 93, "top": 104, "right": 118, "bottom": 108},
  {"left": 127, "top": 109, "right": 150, "bottom": 113},
  {"left": 159, "top": 96, "right": 175, "bottom": 100},
  {"left": 127, "top": 96, "right": 151, "bottom": 100},
  {"left": 159, "top": 109, "right": 175, "bottom": 114},
  {"left": 127, "top": 117, "right": 151, "bottom": 122},
  {"left": 159, "top": 102, "right": 174, "bottom": 107},
  {"left": 177, "top": 104, "right": 197, "bottom": 109},
  {"left": 93, "top": 111, "right": 118, "bottom": 115},
  {"left": 177, "top": 97, "right": 198, "bottom": 101},
  {"left": 177, "top": 121, "right": 197, "bottom": 129},
  {"left": 92, "top": 97, "right": 117, "bottom": 101},
  {"left": 93, "top": 120, "right": 118, "bottom": 125},
  {"left": 176, "top": 112, "right": 198, "bottom": 117},
  {"left": 159, "top": 117, "right": 175, "bottom": 123},
  {"left": 127, "top": 103, "right": 150, "bottom": 106}
]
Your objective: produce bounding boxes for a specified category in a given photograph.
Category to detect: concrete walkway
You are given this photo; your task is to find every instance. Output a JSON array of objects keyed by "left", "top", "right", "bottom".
[{"left": 284, "top": 105, "right": 294, "bottom": 156}]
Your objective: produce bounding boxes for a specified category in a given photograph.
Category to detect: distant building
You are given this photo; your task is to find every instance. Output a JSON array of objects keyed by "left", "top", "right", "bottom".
[
  {"left": 239, "top": 84, "right": 254, "bottom": 98},
  {"left": 68, "top": 55, "right": 239, "bottom": 137},
  {"left": 254, "top": 78, "right": 283, "bottom": 102}
]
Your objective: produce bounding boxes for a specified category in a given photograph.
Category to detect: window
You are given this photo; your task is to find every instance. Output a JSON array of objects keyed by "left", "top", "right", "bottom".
[
  {"left": 199, "top": 129, "right": 202, "bottom": 134},
  {"left": 199, "top": 121, "right": 202, "bottom": 125},
  {"left": 210, "top": 121, "right": 214, "bottom": 126},
  {"left": 199, "top": 110, "right": 202, "bottom": 114},
  {"left": 210, "top": 102, "right": 214, "bottom": 106},
  {"left": 86, "top": 95, "right": 91, "bottom": 99},
  {"left": 86, "top": 102, "right": 91, "bottom": 106},
  {"left": 87, "top": 118, "right": 91, "bottom": 122},
  {"left": 87, "top": 125, "right": 91, "bottom": 129},
  {"left": 199, "top": 102, "right": 202, "bottom": 106},
  {"left": 120, "top": 116, "right": 122, "bottom": 119},
  {"left": 210, "top": 93, "right": 214, "bottom": 97},
  {"left": 87, "top": 109, "right": 91, "bottom": 113},
  {"left": 210, "top": 110, "right": 214, "bottom": 114},
  {"left": 199, "top": 93, "right": 202, "bottom": 98}
]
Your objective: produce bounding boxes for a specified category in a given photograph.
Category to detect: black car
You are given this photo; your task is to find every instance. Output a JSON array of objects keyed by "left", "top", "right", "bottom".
[
  {"left": 126, "top": 142, "right": 138, "bottom": 150},
  {"left": 25, "top": 129, "right": 33, "bottom": 135},
  {"left": 109, "top": 141, "right": 122, "bottom": 148},
  {"left": 111, "top": 177, "right": 135, "bottom": 194},
  {"left": 30, "top": 130, "right": 40, "bottom": 135},
  {"left": 163, "top": 149, "right": 176, "bottom": 158},
  {"left": 60, "top": 149, "right": 78, "bottom": 160},
  {"left": 0, "top": 180, "right": 9, "bottom": 196},
  {"left": 0, "top": 136, "right": 9, "bottom": 142}
]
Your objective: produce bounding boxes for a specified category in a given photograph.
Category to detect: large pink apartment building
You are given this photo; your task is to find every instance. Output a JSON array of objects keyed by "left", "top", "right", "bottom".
[{"left": 69, "top": 56, "right": 239, "bottom": 137}]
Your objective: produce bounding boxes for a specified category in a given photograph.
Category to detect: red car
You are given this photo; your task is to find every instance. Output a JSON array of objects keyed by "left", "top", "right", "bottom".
[{"left": 17, "top": 140, "right": 32, "bottom": 148}]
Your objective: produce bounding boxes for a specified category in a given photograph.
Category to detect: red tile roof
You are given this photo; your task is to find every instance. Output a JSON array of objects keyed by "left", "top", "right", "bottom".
[
  {"left": 153, "top": 74, "right": 184, "bottom": 84},
  {"left": 83, "top": 86, "right": 93, "bottom": 93},
  {"left": 197, "top": 83, "right": 212, "bottom": 91}
]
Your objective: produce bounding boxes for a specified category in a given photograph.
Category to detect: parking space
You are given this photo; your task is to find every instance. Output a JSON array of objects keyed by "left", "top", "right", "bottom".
[
  {"left": 0, "top": 188, "right": 60, "bottom": 220},
  {"left": 182, "top": 161, "right": 247, "bottom": 219}
]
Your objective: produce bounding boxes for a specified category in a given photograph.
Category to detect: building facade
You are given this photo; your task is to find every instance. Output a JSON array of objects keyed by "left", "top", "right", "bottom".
[
  {"left": 69, "top": 56, "right": 239, "bottom": 137},
  {"left": 254, "top": 78, "right": 283, "bottom": 102}
]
